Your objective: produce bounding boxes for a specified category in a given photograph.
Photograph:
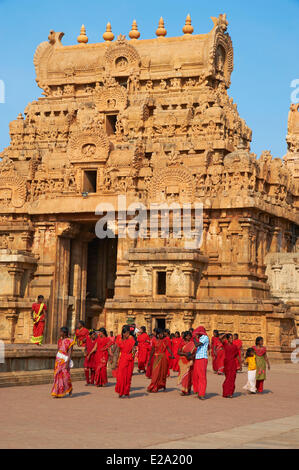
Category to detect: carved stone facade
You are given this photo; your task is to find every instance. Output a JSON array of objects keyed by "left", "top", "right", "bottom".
[{"left": 0, "top": 15, "right": 298, "bottom": 359}]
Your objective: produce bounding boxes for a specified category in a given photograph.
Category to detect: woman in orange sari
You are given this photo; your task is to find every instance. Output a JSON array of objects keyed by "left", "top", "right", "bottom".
[
  {"left": 177, "top": 331, "right": 196, "bottom": 395},
  {"left": 147, "top": 329, "right": 174, "bottom": 393},
  {"left": 115, "top": 325, "right": 136, "bottom": 398},
  {"left": 88, "top": 328, "right": 111, "bottom": 387},
  {"left": 51, "top": 327, "right": 75, "bottom": 398}
]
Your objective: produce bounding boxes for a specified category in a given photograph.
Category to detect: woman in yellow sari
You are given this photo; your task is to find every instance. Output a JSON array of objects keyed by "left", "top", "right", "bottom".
[{"left": 177, "top": 331, "right": 196, "bottom": 396}]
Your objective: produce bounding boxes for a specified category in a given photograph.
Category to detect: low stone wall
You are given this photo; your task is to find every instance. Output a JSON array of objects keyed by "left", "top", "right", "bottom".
[{"left": 0, "top": 344, "right": 85, "bottom": 387}]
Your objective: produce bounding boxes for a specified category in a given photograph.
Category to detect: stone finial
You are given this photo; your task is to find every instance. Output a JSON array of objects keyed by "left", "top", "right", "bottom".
[
  {"left": 129, "top": 20, "right": 140, "bottom": 39},
  {"left": 103, "top": 22, "right": 114, "bottom": 41},
  {"left": 156, "top": 17, "right": 167, "bottom": 37},
  {"left": 182, "top": 14, "right": 194, "bottom": 35},
  {"left": 77, "top": 24, "right": 88, "bottom": 44}
]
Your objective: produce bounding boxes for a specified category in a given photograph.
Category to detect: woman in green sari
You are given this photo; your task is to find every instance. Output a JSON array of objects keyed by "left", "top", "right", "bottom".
[{"left": 253, "top": 336, "right": 270, "bottom": 393}]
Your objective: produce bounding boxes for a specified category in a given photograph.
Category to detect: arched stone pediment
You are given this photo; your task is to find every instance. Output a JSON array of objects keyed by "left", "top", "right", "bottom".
[
  {"left": 148, "top": 166, "right": 194, "bottom": 204},
  {"left": 0, "top": 157, "right": 26, "bottom": 208},
  {"left": 68, "top": 129, "right": 110, "bottom": 163},
  {"left": 104, "top": 35, "right": 140, "bottom": 75}
]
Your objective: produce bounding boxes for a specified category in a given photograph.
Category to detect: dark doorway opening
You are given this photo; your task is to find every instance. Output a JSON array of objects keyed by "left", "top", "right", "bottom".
[
  {"left": 106, "top": 114, "right": 117, "bottom": 135},
  {"left": 86, "top": 236, "right": 118, "bottom": 328},
  {"left": 157, "top": 271, "right": 166, "bottom": 295},
  {"left": 156, "top": 318, "right": 166, "bottom": 330},
  {"left": 83, "top": 170, "right": 97, "bottom": 193}
]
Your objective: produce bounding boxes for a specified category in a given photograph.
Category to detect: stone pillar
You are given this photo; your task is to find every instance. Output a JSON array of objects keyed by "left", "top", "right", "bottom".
[
  {"left": 114, "top": 225, "right": 133, "bottom": 299},
  {"left": 144, "top": 314, "right": 152, "bottom": 334},
  {"left": 7, "top": 265, "right": 24, "bottom": 298},
  {"left": 183, "top": 311, "right": 194, "bottom": 330},
  {"left": 49, "top": 223, "right": 80, "bottom": 343},
  {"left": 5, "top": 310, "right": 18, "bottom": 343}
]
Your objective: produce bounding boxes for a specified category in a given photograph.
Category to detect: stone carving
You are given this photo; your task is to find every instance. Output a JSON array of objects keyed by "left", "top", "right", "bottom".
[
  {"left": 96, "top": 77, "right": 128, "bottom": 111},
  {"left": 68, "top": 129, "right": 109, "bottom": 162},
  {"left": 103, "top": 34, "right": 140, "bottom": 74},
  {"left": 0, "top": 15, "right": 297, "bottom": 356},
  {"left": 0, "top": 156, "right": 27, "bottom": 208}
]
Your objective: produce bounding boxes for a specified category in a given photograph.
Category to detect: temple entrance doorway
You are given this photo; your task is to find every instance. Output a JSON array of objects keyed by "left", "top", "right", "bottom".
[
  {"left": 156, "top": 318, "right": 166, "bottom": 330},
  {"left": 85, "top": 236, "right": 118, "bottom": 329}
]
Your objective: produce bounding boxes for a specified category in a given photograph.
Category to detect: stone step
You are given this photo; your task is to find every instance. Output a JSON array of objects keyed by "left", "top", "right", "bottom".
[{"left": 0, "top": 368, "right": 85, "bottom": 388}]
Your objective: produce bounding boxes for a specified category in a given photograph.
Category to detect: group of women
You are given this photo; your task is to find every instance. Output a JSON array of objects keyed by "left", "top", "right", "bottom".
[{"left": 50, "top": 324, "right": 270, "bottom": 400}]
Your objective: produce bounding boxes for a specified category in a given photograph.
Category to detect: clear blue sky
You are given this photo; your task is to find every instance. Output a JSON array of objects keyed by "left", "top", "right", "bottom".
[{"left": 0, "top": 0, "right": 298, "bottom": 158}]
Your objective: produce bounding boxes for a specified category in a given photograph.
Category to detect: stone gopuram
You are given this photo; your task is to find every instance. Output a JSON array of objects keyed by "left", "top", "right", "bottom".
[{"left": 0, "top": 15, "right": 298, "bottom": 360}]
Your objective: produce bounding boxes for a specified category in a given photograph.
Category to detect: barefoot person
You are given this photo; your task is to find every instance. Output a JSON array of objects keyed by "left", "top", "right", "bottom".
[
  {"left": 88, "top": 328, "right": 111, "bottom": 387},
  {"left": 137, "top": 326, "right": 150, "bottom": 373},
  {"left": 177, "top": 331, "right": 196, "bottom": 396},
  {"left": 145, "top": 329, "right": 157, "bottom": 379},
  {"left": 115, "top": 325, "right": 136, "bottom": 398},
  {"left": 243, "top": 347, "right": 257, "bottom": 394},
  {"left": 51, "top": 327, "right": 74, "bottom": 398},
  {"left": 221, "top": 333, "right": 242, "bottom": 398},
  {"left": 147, "top": 329, "right": 174, "bottom": 393},
  {"left": 172, "top": 331, "right": 184, "bottom": 373},
  {"left": 192, "top": 326, "right": 209, "bottom": 400},
  {"left": 84, "top": 329, "right": 97, "bottom": 385},
  {"left": 30, "top": 295, "right": 47, "bottom": 345},
  {"left": 253, "top": 336, "right": 270, "bottom": 393}
]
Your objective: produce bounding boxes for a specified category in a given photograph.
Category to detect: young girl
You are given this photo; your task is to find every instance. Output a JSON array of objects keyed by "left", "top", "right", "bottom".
[
  {"left": 253, "top": 336, "right": 270, "bottom": 393},
  {"left": 243, "top": 348, "right": 257, "bottom": 394}
]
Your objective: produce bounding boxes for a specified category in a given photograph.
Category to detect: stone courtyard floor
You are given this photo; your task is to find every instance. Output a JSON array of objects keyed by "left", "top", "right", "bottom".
[{"left": 1, "top": 363, "right": 299, "bottom": 449}]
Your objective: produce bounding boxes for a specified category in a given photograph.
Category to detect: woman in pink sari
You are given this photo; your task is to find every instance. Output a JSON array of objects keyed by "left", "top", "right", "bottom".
[
  {"left": 51, "top": 327, "right": 75, "bottom": 398},
  {"left": 88, "top": 327, "right": 111, "bottom": 387},
  {"left": 177, "top": 331, "right": 196, "bottom": 395}
]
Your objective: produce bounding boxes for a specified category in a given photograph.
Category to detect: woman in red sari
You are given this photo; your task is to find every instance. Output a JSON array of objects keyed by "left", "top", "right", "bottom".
[
  {"left": 177, "top": 331, "right": 196, "bottom": 395},
  {"left": 30, "top": 295, "right": 47, "bottom": 345},
  {"left": 147, "top": 329, "right": 174, "bottom": 393},
  {"left": 145, "top": 330, "right": 157, "bottom": 379},
  {"left": 84, "top": 330, "right": 97, "bottom": 385},
  {"left": 51, "top": 327, "right": 75, "bottom": 398},
  {"left": 75, "top": 321, "right": 89, "bottom": 347},
  {"left": 137, "top": 326, "right": 150, "bottom": 373},
  {"left": 164, "top": 329, "right": 172, "bottom": 377},
  {"left": 213, "top": 332, "right": 225, "bottom": 375},
  {"left": 253, "top": 336, "right": 270, "bottom": 393},
  {"left": 88, "top": 328, "right": 111, "bottom": 387},
  {"left": 233, "top": 333, "right": 243, "bottom": 372},
  {"left": 221, "top": 333, "right": 242, "bottom": 398},
  {"left": 211, "top": 330, "right": 219, "bottom": 373},
  {"left": 115, "top": 325, "right": 136, "bottom": 398},
  {"left": 172, "top": 332, "right": 184, "bottom": 373}
]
